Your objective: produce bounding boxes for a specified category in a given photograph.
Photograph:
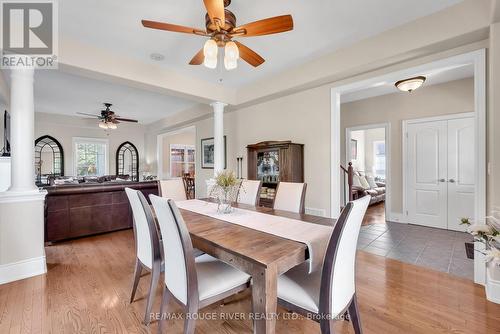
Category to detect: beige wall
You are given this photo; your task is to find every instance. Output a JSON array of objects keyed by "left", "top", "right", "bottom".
[
  {"left": 161, "top": 129, "right": 195, "bottom": 178},
  {"left": 35, "top": 112, "right": 146, "bottom": 176},
  {"left": 341, "top": 78, "right": 475, "bottom": 215}
]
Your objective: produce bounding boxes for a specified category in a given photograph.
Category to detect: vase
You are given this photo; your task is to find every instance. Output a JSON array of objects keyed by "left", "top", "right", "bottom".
[
  {"left": 486, "top": 259, "right": 500, "bottom": 304},
  {"left": 217, "top": 191, "right": 233, "bottom": 214}
]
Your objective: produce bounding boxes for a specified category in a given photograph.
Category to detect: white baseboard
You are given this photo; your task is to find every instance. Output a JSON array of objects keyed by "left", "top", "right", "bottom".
[
  {"left": 387, "top": 212, "right": 407, "bottom": 224},
  {"left": 0, "top": 256, "right": 47, "bottom": 285},
  {"left": 305, "top": 207, "right": 327, "bottom": 217}
]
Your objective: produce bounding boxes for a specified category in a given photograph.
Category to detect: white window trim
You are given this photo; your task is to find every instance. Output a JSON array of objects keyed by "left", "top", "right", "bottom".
[
  {"left": 169, "top": 144, "right": 195, "bottom": 178},
  {"left": 72, "top": 137, "right": 110, "bottom": 176},
  {"left": 373, "top": 140, "right": 386, "bottom": 178}
]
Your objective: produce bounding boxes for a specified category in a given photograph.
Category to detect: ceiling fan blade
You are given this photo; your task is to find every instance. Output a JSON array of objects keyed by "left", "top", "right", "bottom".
[
  {"left": 189, "top": 48, "right": 204, "bottom": 65},
  {"left": 115, "top": 117, "right": 139, "bottom": 123},
  {"left": 142, "top": 20, "right": 206, "bottom": 35},
  {"left": 234, "top": 41, "right": 265, "bottom": 67},
  {"left": 76, "top": 112, "right": 99, "bottom": 117},
  {"left": 232, "top": 15, "right": 293, "bottom": 37},
  {"left": 203, "top": 0, "right": 225, "bottom": 28}
]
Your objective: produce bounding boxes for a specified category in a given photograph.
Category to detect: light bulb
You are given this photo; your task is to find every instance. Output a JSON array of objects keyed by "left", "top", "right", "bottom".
[
  {"left": 108, "top": 122, "right": 117, "bottom": 130},
  {"left": 99, "top": 122, "right": 108, "bottom": 129},
  {"left": 224, "top": 56, "right": 237, "bottom": 70},
  {"left": 203, "top": 39, "right": 218, "bottom": 59},
  {"left": 225, "top": 41, "right": 239, "bottom": 61},
  {"left": 204, "top": 56, "right": 217, "bottom": 69}
]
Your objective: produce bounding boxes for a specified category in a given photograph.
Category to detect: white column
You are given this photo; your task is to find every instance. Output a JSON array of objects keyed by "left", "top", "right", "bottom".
[
  {"left": 211, "top": 101, "right": 227, "bottom": 176},
  {"left": 8, "top": 67, "right": 37, "bottom": 193}
]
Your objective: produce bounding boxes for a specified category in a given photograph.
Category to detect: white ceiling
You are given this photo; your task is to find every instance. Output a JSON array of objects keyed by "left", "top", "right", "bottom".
[
  {"left": 341, "top": 64, "right": 474, "bottom": 103},
  {"left": 32, "top": 70, "right": 197, "bottom": 124},
  {"left": 60, "top": 0, "right": 464, "bottom": 88}
]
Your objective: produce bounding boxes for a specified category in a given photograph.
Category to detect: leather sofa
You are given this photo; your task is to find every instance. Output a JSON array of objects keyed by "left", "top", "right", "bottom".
[{"left": 44, "top": 181, "right": 158, "bottom": 243}]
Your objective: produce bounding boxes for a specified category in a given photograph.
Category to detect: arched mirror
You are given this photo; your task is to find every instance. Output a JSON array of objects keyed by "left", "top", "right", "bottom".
[
  {"left": 116, "top": 141, "right": 139, "bottom": 181},
  {"left": 35, "top": 135, "right": 64, "bottom": 185}
]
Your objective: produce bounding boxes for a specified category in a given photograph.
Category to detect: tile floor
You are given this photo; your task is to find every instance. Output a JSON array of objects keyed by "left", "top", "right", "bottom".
[{"left": 358, "top": 222, "right": 475, "bottom": 280}]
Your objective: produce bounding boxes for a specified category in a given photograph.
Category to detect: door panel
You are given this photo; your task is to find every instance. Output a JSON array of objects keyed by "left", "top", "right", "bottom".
[
  {"left": 407, "top": 121, "right": 448, "bottom": 229},
  {"left": 447, "top": 117, "right": 475, "bottom": 231}
]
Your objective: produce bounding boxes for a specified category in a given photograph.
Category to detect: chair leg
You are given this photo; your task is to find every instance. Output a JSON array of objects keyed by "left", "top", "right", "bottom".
[
  {"left": 184, "top": 303, "right": 198, "bottom": 334},
  {"left": 158, "top": 287, "right": 169, "bottom": 334},
  {"left": 130, "top": 258, "right": 142, "bottom": 303},
  {"left": 144, "top": 265, "right": 161, "bottom": 325},
  {"left": 319, "top": 318, "right": 333, "bottom": 334},
  {"left": 348, "top": 294, "right": 363, "bottom": 334}
]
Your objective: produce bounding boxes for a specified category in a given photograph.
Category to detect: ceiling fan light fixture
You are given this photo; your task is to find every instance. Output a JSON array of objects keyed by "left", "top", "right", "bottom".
[
  {"left": 224, "top": 56, "right": 237, "bottom": 70},
  {"left": 108, "top": 122, "right": 117, "bottom": 130},
  {"left": 99, "top": 121, "right": 108, "bottom": 129},
  {"left": 395, "top": 76, "right": 426, "bottom": 93},
  {"left": 225, "top": 41, "right": 239, "bottom": 60},
  {"left": 203, "top": 39, "right": 218, "bottom": 69}
]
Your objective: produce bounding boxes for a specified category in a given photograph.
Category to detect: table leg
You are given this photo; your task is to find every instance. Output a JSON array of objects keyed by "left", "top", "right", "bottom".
[{"left": 251, "top": 265, "right": 278, "bottom": 334}]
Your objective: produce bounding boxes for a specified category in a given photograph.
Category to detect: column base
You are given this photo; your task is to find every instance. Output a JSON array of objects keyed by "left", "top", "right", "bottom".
[{"left": 0, "top": 189, "right": 47, "bottom": 285}]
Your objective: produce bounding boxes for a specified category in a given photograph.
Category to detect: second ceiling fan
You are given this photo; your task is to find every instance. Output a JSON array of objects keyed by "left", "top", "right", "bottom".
[{"left": 142, "top": 0, "right": 293, "bottom": 70}]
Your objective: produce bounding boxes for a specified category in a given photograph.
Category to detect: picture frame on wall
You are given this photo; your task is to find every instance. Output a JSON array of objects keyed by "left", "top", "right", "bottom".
[
  {"left": 350, "top": 139, "right": 357, "bottom": 160},
  {"left": 201, "top": 136, "right": 227, "bottom": 169}
]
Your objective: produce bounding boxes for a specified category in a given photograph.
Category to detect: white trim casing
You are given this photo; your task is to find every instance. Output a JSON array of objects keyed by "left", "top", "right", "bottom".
[
  {"left": 0, "top": 256, "right": 47, "bottom": 285},
  {"left": 331, "top": 49, "right": 487, "bottom": 284},
  {"left": 157, "top": 125, "right": 196, "bottom": 180},
  {"left": 345, "top": 122, "right": 392, "bottom": 219}
]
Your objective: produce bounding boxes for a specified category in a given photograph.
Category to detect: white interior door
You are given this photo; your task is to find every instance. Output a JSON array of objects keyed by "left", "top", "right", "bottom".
[
  {"left": 447, "top": 117, "right": 475, "bottom": 231},
  {"left": 406, "top": 121, "right": 448, "bottom": 229}
]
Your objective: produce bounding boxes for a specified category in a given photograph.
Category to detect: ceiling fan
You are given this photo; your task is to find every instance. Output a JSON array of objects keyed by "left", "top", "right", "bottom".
[
  {"left": 141, "top": 0, "right": 293, "bottom": 70},
  {"left": 77, "top": 103, "right": 138, "bottom": 130}
]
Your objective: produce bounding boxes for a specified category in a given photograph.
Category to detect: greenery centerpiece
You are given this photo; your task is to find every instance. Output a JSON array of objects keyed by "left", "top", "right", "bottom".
[
  {"left": 209, "top": 170, "right": 241, "bottom": 214},
  {"left": 461, "top": 215, "right": 500, "bottom": 264}
]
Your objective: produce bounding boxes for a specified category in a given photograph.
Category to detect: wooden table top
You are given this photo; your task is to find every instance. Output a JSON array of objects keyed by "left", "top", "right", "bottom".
[{"left": 179, "top": 201, "right": 336, "bottom": 273}]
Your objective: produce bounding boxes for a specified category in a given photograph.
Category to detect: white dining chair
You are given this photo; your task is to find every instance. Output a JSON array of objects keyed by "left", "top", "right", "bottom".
[
  {"left": 273, "top": 182, "right": 307, "bottom": 213},
  {"left": 158, "top": 179, "right": 188, "bottom": 201},
  {"left": 125, "top": 187, "right": 163, "bottom": 325},
  {"left": 277, "top": 195, "right": 370, "bottom": 334},
  {"left": 237, "top": 179, "right": 262, "bottom": 206},
  {"left": 150, "top": 195, "right": 251, "bottom": 334}
]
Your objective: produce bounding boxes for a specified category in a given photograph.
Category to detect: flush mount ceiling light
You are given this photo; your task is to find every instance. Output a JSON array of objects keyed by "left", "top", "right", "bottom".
[
  {"left": 150, "top": 53, "right": 165, "bottom": 61},
  {"left": 395, "top": 76, "right": 426, "bottom": 93}
]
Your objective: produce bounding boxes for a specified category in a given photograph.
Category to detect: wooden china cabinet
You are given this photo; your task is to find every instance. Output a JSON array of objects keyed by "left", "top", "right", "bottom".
[{"left": 247, "top": 141, "right": 304, "bottom": 208}]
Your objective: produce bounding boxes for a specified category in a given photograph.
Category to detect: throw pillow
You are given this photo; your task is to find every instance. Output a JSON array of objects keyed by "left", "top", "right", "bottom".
[
  {"left": 359, "top": 176, "right": 371, "bottom": 190},
  {"left": 366, "top": 176, "right": 378, "bottom": 189}
]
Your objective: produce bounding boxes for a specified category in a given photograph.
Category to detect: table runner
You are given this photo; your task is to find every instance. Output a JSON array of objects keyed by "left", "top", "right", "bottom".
[{"left": 176, "top": 199, "right": 333, "bottom": 273}]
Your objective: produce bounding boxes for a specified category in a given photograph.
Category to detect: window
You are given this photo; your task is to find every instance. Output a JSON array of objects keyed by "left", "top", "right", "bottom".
[
  {"left": 170, "top": 144, "right": 195, "bottom": 178},
  {"left": 373, "top": 140, "right": 386, "bottom": 180},
  {"left": 73, "top": 138, "right": 108, "bottom": 176}
]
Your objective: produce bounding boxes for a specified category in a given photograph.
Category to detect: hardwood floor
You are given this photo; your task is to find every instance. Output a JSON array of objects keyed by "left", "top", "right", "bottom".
[
  {"left": 362, "top": 202, "right": 386, "bottom": 225},
  {"left": 1, "top": 229, "right": 500, "bottom": 334}
]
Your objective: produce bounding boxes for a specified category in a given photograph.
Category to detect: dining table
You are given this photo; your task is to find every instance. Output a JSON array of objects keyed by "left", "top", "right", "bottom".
[{"left": 176, "top": 200, "right": 337, "bottom": 334}]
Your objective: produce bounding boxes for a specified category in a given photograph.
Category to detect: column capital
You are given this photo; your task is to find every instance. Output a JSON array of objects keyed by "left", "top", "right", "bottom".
[{"left": 210, "top": 101, "right": 228, "bottom": 109}]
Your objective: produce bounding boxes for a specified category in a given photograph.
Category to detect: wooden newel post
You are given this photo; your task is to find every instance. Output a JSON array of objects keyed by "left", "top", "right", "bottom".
[{"left": 347, "top": 162, "right": 354, "bottom": 201}]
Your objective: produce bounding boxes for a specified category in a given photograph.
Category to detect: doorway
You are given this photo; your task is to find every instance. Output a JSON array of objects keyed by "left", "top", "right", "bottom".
[
  {"left": 403, "top": 113, "right": 475, "bottom": 232},
  {"left": 345, "top": 124, "right": 390, "bottom": 225},
  {"left": 157, "top": 126, "right": 196, "bottom": 180}
]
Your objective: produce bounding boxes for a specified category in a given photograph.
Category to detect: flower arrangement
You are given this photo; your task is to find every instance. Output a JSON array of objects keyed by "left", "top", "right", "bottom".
[
  {"left": 209, "top": 170, "right": 241, "bottom": 214},
  {"left": 461, "top": 214, "right": 500, "bottom": 264}
]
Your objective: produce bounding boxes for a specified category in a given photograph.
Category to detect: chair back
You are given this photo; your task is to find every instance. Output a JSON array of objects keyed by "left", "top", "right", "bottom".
[
  {"left": 273, "top": 182, "right": 307, "bottom": 213},
  {"left": 150, "top": 195, "right": 197, "bottom": 306},
  {"left": 158, "top": 179, "right": 188, "bottom": 201},
  {"left": 237, "top": 180, "right": 262, "bottom": 206},
  {"left": 320, "top": 195, "right": 370, "bottom": 316},
  {"left": 125, "top": 188, "right": 160, "bottom": 269}
]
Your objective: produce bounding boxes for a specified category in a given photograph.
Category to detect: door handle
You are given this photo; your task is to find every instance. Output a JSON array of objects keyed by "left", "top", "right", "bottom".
[
  {"left": 448, "top": 179, "right": 456, "bottom": 183},
  {"left": 439, "top": 179, "right": 446, "bottom": 182}
]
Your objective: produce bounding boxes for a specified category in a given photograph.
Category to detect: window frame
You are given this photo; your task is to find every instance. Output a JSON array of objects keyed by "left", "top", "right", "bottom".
[
  {"left": 72, "top": 137, "right": 109, "bottom": 177},
  {"left": 372, "top": 140, "right": 386, "bottom": 179},
  {"left": 169, "top": 144, "right": 195, "bottom": 178}
]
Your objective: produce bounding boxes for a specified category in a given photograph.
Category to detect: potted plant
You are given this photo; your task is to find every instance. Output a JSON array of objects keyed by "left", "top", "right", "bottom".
[
  {"left": 209, "top": 170, "right": 241, "bottom": 214},
  {"left": 461, "top": 214, "right": 500, "bottom": 303}
]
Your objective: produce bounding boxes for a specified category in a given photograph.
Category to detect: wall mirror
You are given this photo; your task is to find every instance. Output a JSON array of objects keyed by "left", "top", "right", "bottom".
[
  {"left": 116, "top": 142, "right": 139, "bottom": 181},
  {"left": 35, "top": 135, "right": 64, "bottom": 185}
]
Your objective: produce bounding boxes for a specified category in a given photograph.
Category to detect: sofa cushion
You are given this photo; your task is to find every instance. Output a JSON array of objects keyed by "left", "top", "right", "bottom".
[
  {"left": 366, "top": 189, "right": 378, "bottom": 196},
  {"left": 374, "top": 187, "right": 385, "bottom": 195},
  {"left": 359, "top": 176, "right": 371, "bottom": 190},
  {"left": 366, "top": 176, "right": 378, "bottom": 189}
]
